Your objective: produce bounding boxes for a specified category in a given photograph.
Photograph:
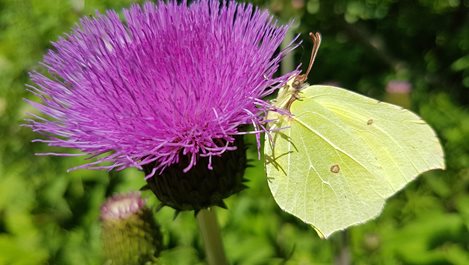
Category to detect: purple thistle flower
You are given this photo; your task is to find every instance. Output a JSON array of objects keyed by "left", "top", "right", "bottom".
[{"left": 26, "top": 0, "right": 298, "bottom": 177}]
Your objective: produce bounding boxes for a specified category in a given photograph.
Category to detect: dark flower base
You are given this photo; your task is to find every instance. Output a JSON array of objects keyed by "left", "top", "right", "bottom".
[{"left": 143, "top": 137, "right": 247, "bottom": 212}]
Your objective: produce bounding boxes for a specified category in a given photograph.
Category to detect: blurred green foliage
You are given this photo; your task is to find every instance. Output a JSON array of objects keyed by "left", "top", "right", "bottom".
[{"left": 0, "top": 0, "right": 467, "bottom": 264}]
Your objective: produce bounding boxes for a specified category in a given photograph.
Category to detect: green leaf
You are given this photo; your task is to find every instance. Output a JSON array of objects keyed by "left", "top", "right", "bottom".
[{"left": 265, "top": 84, "right": 445, "bottom": 238}]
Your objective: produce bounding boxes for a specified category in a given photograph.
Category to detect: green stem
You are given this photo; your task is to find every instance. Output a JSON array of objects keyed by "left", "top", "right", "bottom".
[
  {"left": 334, "top": 231, "right": 350, "bottom": 265},
  {"left": 197, "top": 208, "right": 228, "bottom": 265}
]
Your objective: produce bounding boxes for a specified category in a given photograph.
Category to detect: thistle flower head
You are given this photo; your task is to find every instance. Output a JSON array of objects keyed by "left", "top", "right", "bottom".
[{"left": 27, "top": 0, "right": 298, "bottom": 176}]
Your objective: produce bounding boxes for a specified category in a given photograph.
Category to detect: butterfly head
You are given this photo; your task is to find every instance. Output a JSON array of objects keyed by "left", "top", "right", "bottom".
[{"left": 274, "top": 32, "right": 322, "bottom": 111}]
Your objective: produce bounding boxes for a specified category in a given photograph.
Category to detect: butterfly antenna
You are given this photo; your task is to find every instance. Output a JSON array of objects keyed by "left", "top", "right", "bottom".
[
  {"left": 294, "top": 32, "right": 322, "bottom": 87},
  {"left": 305, "top": 32, "right": 322, "bottom": 78}
]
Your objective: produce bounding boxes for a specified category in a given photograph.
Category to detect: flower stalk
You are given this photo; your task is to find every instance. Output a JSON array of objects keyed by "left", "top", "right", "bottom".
[{"left": 197, "top": 208, "right": 228, "bottom": 265}]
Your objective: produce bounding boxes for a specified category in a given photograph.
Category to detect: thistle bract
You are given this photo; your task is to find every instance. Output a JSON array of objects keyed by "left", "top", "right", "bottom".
[{"left": 26, "top": 0, "right": 297, "bottom": 176}]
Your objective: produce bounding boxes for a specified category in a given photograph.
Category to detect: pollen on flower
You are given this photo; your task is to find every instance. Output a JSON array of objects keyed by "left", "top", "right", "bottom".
[{"left": 26, "top": 0, "right": 299, "bottom": 176}]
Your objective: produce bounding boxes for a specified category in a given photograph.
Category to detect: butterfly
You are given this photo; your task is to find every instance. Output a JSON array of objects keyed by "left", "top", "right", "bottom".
[{"left": 264, "top": 32, "right": 445, "bottom": 238}]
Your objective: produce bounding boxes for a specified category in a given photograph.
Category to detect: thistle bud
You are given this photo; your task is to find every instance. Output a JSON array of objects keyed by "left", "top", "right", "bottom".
[{"left": 100, "top": 192, "right": 163, "bottom": 265}]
